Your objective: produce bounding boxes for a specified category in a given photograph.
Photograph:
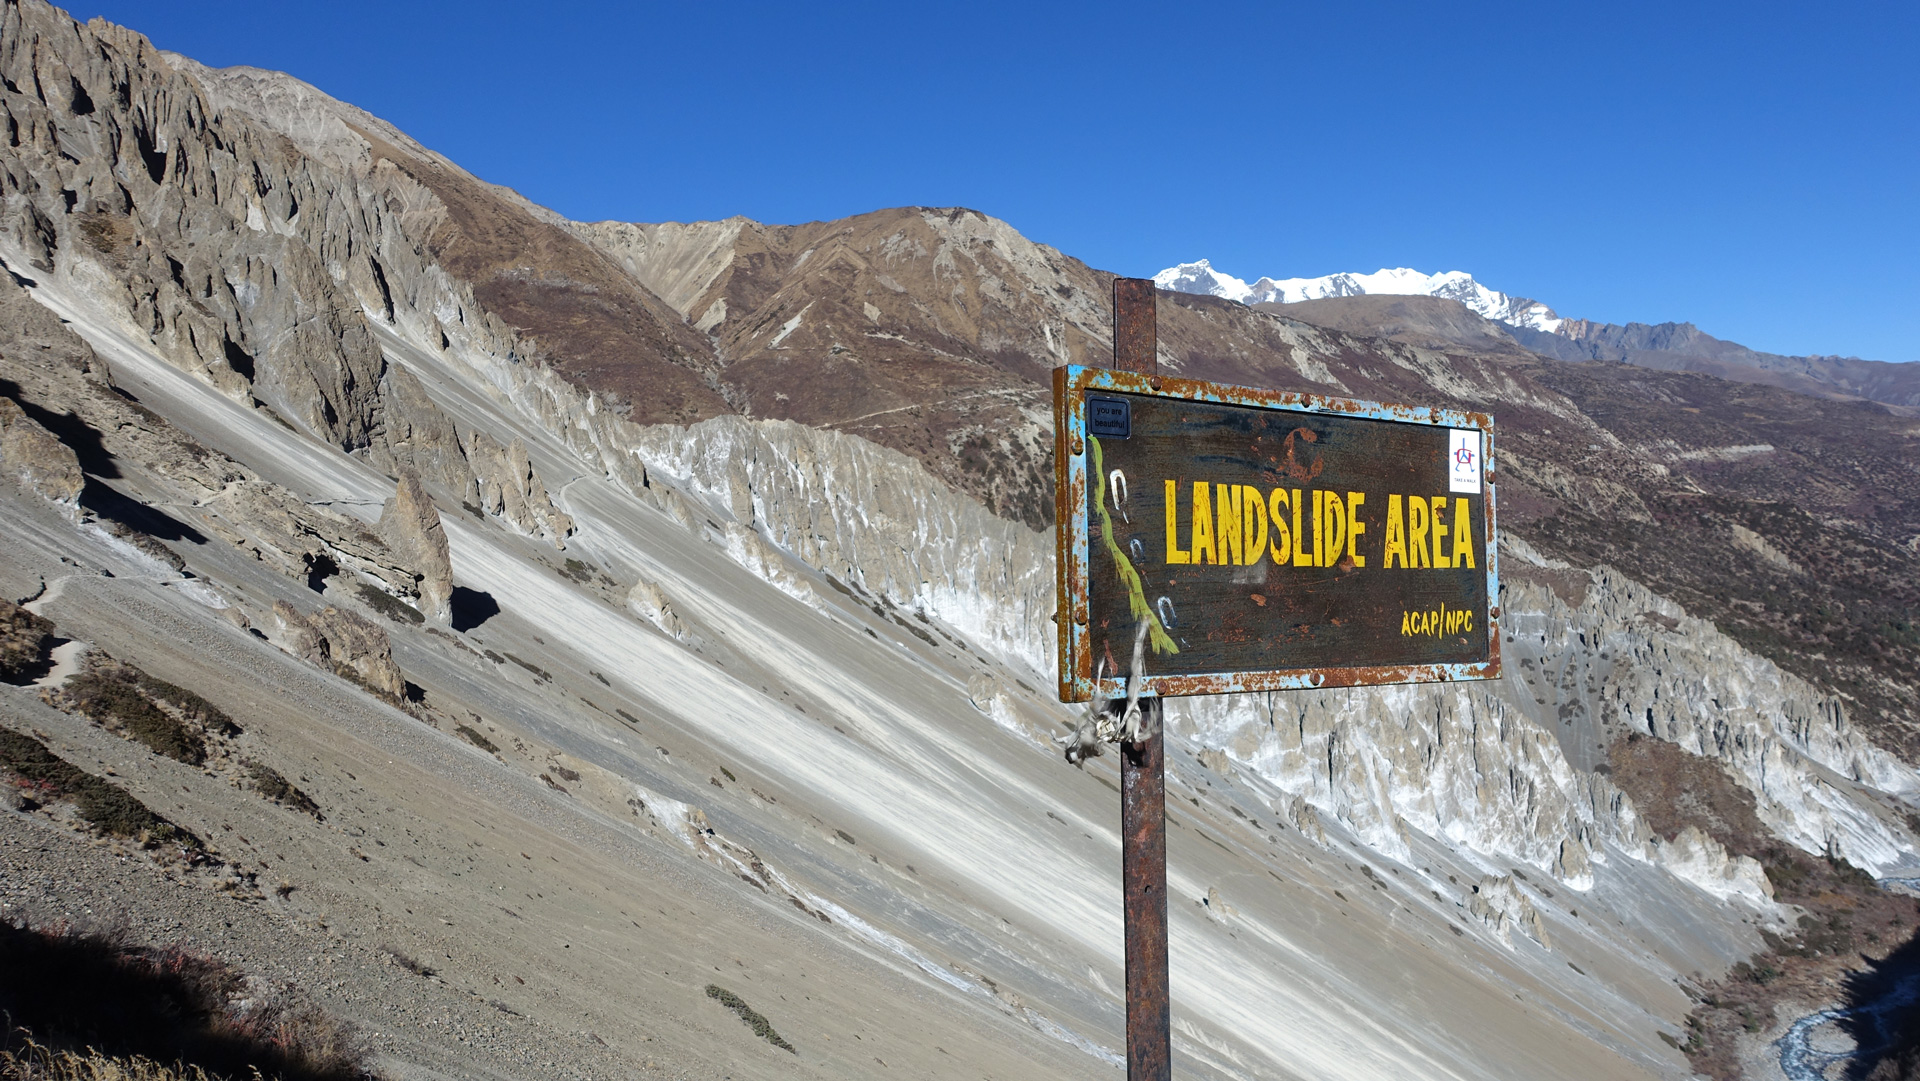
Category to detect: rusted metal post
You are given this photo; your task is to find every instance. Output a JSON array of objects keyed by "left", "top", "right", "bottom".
[{"left": 1111, "top": 277, "right": 1170, "bottom": 1081}]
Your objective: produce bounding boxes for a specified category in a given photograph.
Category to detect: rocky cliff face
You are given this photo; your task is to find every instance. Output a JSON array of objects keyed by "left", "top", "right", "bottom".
[
  {"left": 577, "top": 211, "right": 1920, "bottom": 766},
  {"left": 0, "top": 269, "right": 442, "bottom": 619},
  {"left": 611, "top": 412, "right": 1915, "bottom": 888},
  {"left": 1163, "top": 547, "right": 1913, "bottom": 885},
  {"left": 4, "top": 0, "right": 1910, "bottom": 878},
  {"left": 0, "top": 393, "right": 81, "bottom": 511},
  {"left": 0, "top": 2, "right": 576, "bottom": 536},
  {"left": 574, "top": 207, "right": 1118, "bottom": 529},
  {"left": 623, "top": 416, "right": 1054, "bottom": 672}
]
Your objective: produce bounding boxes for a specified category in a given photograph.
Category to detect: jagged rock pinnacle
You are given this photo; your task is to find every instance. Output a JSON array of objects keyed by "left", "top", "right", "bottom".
[{"left": 379, "top": 468, "right": 453, "bottom": 624}]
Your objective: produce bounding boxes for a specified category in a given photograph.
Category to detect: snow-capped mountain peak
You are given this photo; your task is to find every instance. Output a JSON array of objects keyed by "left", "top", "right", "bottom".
[
  {"left": 1153, "top": 260, "right": 1563, "bottom": 333},
  {"left": 1151, "top": 258, "right": 1255, "bottom": 303}
]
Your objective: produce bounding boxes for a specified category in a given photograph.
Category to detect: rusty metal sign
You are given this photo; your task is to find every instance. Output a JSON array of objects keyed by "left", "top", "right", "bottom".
[{"left": 1053, "top": 364, "right": 1500, "bottom": 703}]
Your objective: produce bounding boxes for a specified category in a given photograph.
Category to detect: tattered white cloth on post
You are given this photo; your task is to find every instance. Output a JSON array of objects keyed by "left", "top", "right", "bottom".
[{"left": 1055, "top": 619, "right": 1159, "bottom": 765}]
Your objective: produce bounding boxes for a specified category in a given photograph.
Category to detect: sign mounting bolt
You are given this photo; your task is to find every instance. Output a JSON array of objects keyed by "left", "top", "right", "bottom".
[{"left": 1071, "top": 435, "right": 1085, "bottom": 455}]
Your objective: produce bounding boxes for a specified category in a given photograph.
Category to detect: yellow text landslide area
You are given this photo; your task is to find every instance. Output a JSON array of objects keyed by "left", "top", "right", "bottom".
[{"left": 1163, "top": 481, "right": 1478, "bottom": 571}]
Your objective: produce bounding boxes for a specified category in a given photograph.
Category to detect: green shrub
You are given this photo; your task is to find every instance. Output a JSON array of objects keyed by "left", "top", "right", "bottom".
[
  {"left": 355, "top": 583, "right": 423, "bottom": 625},
  {"left": 0, "top": 726, "right": 196, "bottom": 847},
  {"left": 63, "top": 668, "right": 206, "bottom": 765},
  {"left": 242, "top": 760, "right": 321, "bottom": 819},
  {"left": 705, "top": 985, "right": 793, "bottom": 1052}
]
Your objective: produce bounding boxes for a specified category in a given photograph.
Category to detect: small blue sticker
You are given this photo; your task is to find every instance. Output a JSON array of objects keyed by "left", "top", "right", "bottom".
[{"left": 1087, "top": 395, "right": 1130, "bottom": 438}]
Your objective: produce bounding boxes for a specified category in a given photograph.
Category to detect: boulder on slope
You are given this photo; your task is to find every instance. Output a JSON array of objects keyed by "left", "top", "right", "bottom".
[
  {"left": 0, "top": 396, "right": 84, "bottom": 512},
  {"left": 463, "top": 431, "right": 574, "bottom": 547},
  {"left": 1469, "top": 874, "right": 1550, "bottom": 949},
  {"left": 627, "top": 576, "right": 698, "bottom": 647},
  {"left": 273, "top": 600, "right": 406, "bottom": 700}
]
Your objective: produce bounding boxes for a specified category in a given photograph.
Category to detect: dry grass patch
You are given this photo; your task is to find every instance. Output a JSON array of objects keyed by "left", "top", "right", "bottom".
[
  {"left": 2, "top": 1035, "right": 229, "bottom": 1079},
  {"left": 0, "top": 599, "right": 56, "bottom": 685},
  {"left": 453, "top": 725, "right": 497, "bottom": 754},
  {"left": 240, "top": 761, "right": 320, "bottom": 820}
]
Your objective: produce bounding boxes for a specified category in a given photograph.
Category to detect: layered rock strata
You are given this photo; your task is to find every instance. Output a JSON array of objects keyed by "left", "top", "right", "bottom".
[
  {"left": 0, "top": 275, "right": 431, "bottom": 615},
  {"left": 461, "top": 429, "right": 574, "bottom": 545}
]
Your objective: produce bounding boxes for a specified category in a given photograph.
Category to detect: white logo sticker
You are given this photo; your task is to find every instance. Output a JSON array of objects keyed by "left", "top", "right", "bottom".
[{"left": 1448, "top": 429, "right": 1482, "bottom": 494}]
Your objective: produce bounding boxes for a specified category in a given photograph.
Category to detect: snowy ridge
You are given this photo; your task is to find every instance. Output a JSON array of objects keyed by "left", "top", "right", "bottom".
[{"left": 1154, "top": 259, "right": 1564, "bottom": 333}]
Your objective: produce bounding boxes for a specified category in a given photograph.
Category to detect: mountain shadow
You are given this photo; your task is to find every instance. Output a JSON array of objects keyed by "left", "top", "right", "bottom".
[
  {"left": 1840, "top": 921, "right": 1920, "bottom": 1079},
  {"left": 80, "top": 477, "right": 207, "bottom": 545},
  {"left": 0, "top": 917, "right": 371, "bottom": 1080}
]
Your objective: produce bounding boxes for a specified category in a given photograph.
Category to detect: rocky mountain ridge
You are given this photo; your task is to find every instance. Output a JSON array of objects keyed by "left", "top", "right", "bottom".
[{"left": 1159, "top": 258, "right": 1920, "bottom": 409}]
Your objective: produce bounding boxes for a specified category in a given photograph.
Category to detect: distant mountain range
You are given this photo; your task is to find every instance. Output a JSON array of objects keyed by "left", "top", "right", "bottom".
[
  {"left": 1155, "top": 259, "right": 1920, "bottom": 411},
  {"left": 1153, "top": 260, "right": 1563, "bottom": 332}
]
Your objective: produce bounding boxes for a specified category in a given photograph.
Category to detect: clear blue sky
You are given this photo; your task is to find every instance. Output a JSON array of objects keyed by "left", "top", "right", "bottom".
[{"left": 79, "top": 2, "right": 1919, "bottom": 361}]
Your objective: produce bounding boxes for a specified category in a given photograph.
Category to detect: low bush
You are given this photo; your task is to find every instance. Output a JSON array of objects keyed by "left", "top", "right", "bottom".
[
  {"left": 60, "top": 667, "right": 206, "bottom": 765},
  {"left": 242, "top": 760, "right": 321, "bottom": 819},
  {"left": 138, "top": 674, "right": 241, "bottom": 737},
  {"left": 503, "top": 653, "right": 551, "bottom": 681},
  {"left": 354, "top": 583, "right": 423, "bottom": 625},
  {"left": 705, "top": 985, "right": 793, "bottom": 1052},
  {"left": 0, "top": 726, "right": 196, "bottom": 847},
  {"left": 454, "top": 725, "right": 497, "bottom": 754},
  {"left": 0, "top": 919, "right": 372, "bottom": 1080},
  {"left": 0, "top": 598, "right": 56, "bottom": 685}
]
